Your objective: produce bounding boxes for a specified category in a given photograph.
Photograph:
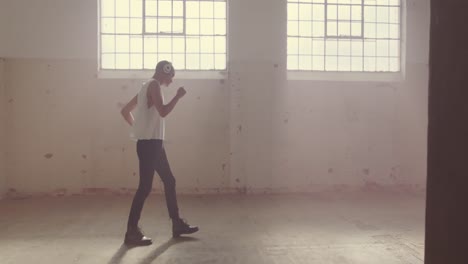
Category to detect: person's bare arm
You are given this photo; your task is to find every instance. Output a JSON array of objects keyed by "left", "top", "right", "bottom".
[
  {"left": 149, "top": 81, "right": 186, "bottom": 118},
  {"left": 120, "top": 95, "right": 137, "bottom": 126}
]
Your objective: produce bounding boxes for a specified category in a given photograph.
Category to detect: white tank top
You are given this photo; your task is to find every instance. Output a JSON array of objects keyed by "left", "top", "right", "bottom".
[{"left": 131, "top": 79, "right": 165, "bottom": 141}]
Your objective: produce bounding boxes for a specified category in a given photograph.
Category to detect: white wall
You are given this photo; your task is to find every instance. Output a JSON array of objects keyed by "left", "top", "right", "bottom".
[
  {"left": 272, "top": 0, "right": 430, "bottom": 191},
  {"left": 2, "top": 59, "right": 229, "bottom": 196},
  {"left": 0, "top": 0, "right": 96, "bottom": 59},
  {"left": 0, "top": 0, "right": 430, "bottom": 196}
]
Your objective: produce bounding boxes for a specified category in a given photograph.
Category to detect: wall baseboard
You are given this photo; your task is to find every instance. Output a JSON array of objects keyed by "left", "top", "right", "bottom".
[{"left": 3, "top": 184, "right": 426, "bottom": 200}]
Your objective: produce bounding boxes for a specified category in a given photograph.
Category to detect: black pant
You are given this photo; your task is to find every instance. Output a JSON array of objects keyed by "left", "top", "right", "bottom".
[{"left": 127, "top": 139, "right": 179, "bottom": 229}]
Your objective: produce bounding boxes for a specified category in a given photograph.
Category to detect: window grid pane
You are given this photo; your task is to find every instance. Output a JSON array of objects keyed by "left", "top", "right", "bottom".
[
  {"left": 99, "top": 0, "right": 227, "bottom": 71},
  {"left": 287, "top": 0, "right": 401, "bottom": 72}
]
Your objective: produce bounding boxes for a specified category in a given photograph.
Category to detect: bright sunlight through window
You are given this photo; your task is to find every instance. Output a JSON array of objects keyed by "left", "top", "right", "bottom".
[
  {"left": 287, "top": 0, "right": 401, "bottom": 72},
  {"left": 99, "top": 0, "right": 227, "bottom": 71}
]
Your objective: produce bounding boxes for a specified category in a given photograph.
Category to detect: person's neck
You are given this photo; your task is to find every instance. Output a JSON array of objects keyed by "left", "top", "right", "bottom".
[{"left": 152, "top": 76, "right": 162, "bottom": 85}]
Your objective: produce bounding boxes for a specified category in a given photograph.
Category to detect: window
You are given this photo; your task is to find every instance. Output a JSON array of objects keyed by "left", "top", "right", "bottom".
[
  {"left": 287, "top": 0, "right": 401, "bottom": 72},
  {"left": 99, "top": 0, "right": 227, "bottom": 71}
]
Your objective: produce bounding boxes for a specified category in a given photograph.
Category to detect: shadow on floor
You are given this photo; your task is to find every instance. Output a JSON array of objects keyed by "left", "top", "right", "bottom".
[
  {"left": 108, "top": 243, "right": 136, "bottom": 264},
  {"left": 108, "top": 237, "right": 199, "bottom": 264},
  {"left": 138, "top": 237, "right": 199, "bottom": 264}
]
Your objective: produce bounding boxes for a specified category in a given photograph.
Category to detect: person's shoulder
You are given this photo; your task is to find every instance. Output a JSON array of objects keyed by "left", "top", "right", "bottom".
[
  {"left": 147, "top": 79, "right": 161, "bottom": 91},
  {"left": 148, "top": 78, "right": 159, "bottom": 84}
]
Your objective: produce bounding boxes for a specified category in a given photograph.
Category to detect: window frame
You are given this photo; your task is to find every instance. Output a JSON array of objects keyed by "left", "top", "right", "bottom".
[
  {"left": 287, "top": 0, "right": 405, "bottom": 81},
  {"left": 98, "top": 0, "right": 229, "bottom": 79},
  {"left": 325, "top": 0, "right": 364, "bottom": 39}
]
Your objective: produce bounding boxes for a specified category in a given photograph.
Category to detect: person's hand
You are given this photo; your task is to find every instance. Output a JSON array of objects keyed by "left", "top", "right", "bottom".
[{"left": 176, "top": 87, "right": 186, "bottom": 99}]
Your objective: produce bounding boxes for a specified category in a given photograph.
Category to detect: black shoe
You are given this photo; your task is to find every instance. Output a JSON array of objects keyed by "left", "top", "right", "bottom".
[
  {"left": 172, "top": 218, "right": 199, "bottom": 238},
  {"left": 124, "top": 227, "right": 152, "bottom": 246}
]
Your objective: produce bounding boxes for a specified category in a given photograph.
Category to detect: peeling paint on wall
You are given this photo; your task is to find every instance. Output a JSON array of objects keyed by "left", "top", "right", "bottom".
[{"left": 0, "top": 0, "right": 429, "bottom": 196}]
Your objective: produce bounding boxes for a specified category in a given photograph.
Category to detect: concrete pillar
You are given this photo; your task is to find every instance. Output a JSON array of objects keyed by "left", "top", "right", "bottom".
[{"left": 425, "top": 1, "right": 468, "bottom": 263}]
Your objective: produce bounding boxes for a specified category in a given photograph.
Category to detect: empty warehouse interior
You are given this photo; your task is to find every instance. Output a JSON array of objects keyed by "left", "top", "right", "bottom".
[{"left": 3, "top": 0, "right": 465, "bottom": 263}]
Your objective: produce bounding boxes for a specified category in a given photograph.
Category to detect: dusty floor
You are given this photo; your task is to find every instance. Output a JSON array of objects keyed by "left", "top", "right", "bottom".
[{"left": 0, "top": 192, "right": 425, "bottom": 264}]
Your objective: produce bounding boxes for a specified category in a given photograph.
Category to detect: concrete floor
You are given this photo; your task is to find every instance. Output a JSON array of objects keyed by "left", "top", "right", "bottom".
[{"left": 0, "top": 192, "right": 425, "bottom": 264}]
